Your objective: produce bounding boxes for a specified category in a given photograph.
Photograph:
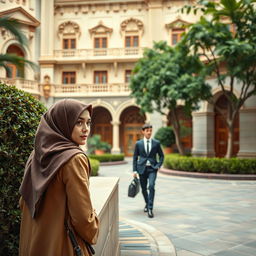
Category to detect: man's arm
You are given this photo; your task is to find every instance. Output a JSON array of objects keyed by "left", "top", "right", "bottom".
[
  {"left": 155, "top": 142, "right": 164, "bottom": 169},
  {"left": 132, "top": 142, "right": 139, "bottom": 174}
]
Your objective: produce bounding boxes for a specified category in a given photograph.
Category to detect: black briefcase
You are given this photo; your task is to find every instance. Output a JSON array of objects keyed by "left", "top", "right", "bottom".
[{"left": 128, "top": 177, "right": 140, "bottom": 198}]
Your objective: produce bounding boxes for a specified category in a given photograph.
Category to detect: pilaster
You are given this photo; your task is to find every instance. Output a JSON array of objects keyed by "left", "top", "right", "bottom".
[
  {"left": 192, "top": 112, "right": 215, "bottom": 157},
  {"left": 111, "top": 121, "right": 121, "bottom": 154}
]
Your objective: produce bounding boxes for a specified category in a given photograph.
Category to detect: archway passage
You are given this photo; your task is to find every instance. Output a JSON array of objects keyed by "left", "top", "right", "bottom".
[
  {"left": 167, "top": 106, "right": 192, "bottom": 152},
  {"left": 214, "top": 94, "right": 239, "bottom": 157},
  {"left": 91, "top": 107, "right": 112, "bottom": 146},
  {"left": 120, "top": 106, "right": 146, "bottom": 156},
  {"left": 6, "top": 45, "right": 25, "bottom": 78}
]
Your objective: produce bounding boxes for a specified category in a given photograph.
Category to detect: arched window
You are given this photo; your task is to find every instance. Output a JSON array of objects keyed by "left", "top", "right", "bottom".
[
  {"left": 6, "top": 45, "right": 25, "bottom": 78},
  {"left": 58, "top": 21, "right": 81, "bottom": 50}
]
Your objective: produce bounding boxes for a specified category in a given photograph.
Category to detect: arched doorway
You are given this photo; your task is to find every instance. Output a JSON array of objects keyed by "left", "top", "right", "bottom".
[
  {"left": 91, "top": 107, "right": 112, "bottom": 146},
  {"left": 120, "top": 106, "right": 146, "bottom": 156},
  {"left": 167, "top": 106, "right": 192, "bottom": 152},
  {"left": 214, "top": 94, "right": 239, "bottom": 157},
  {"left": 6, "top": 45, "right": 25, "bottom": 78}
]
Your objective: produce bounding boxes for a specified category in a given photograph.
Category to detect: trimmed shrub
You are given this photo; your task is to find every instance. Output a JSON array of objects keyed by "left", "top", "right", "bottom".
[
  {"left": 164, "top": 154, "right": 256, "bottom": 174},
  {"left": 0, "top": 83, "right": 47, "bottom": 255},
  {"left": 154, "top": 126, "right": 175, "bottom": 147},
  {"left": 89, "top": 158, "right": 100, "bottom": 176},
  {"left": 89, "top": 153, "right": 125, "bottom": 162}
]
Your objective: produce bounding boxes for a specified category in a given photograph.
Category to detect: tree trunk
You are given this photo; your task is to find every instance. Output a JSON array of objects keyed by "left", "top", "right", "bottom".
[
  {"left": 170, "top": 110, "right": 185, "bottom": 155},
  {"left": 225, "top": 105, "right": 235, "bottom": 158},
  {"left": 226, "top": 123, "right": 234, "bottom": 158}
]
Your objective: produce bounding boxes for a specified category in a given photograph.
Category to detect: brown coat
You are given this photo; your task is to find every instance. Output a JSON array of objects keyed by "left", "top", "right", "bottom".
[{"left": 19, "top": 154, "right": 99, "bottom": 256}]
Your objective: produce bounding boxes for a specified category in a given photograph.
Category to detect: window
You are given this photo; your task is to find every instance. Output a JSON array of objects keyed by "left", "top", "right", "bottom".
[
  {"left": 94, "top": 71, "right": 108, "bottom": 84},
  {"left": 62, "top": 72, "right": 76, "bottom": 84},
  {"left": 171, "top": 29, "right": 185, "bottom": 45},
  {"left": 125, "top": 36, "right": 139, "bottom": 47},
  {"left": 63, "top": 39, "right": 76, "bottom": 49},
  {"left": 94, "top": 37, "right": 107, "bottom": 48},
  {"left": 125, "top": 70, "right": 132, "bottom": 83}
]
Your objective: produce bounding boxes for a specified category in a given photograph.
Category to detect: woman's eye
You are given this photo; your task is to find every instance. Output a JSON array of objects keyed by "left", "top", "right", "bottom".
[
  {"left": 87, "top": 121, "right": 92, "bottom": 127},
  {"left": 77, "top": 121, "right": 83, "bottom": 126}
]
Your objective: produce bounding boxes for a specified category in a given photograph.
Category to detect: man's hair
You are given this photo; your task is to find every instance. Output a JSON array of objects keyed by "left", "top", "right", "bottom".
[{"left": 142, "top": 123, "right": 152, "bottom": 130}]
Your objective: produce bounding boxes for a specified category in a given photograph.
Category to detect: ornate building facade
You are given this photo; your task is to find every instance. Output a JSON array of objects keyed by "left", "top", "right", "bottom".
[{"left": 1, "top": 0, "right": 256, "bottom": 157}]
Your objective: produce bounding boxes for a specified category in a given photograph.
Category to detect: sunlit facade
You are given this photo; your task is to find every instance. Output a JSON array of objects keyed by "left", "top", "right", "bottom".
[{"left": 1, "top": 0, "right": 255, "bottom": 157}]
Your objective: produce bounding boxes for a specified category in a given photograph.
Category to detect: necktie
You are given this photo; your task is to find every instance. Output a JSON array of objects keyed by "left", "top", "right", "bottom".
[{"left": 146, "top": 140, "right": 149, "bottom": 155}]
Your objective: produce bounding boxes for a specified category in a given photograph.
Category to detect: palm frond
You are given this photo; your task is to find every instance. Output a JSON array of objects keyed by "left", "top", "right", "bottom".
[{"left": 0, "top": 16, "right": 28, "bottom": 46}]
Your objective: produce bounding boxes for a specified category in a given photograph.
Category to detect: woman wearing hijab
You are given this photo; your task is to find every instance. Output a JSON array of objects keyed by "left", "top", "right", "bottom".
[{"left": 19, "top": 99, "right": 99, "bottom": 256}]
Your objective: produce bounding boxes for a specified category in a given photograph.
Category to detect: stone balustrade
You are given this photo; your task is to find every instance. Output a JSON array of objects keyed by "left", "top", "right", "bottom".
[
  {"left": 53, "top": 47, "right": 145, "bottom": 59},
  {"left": 0, "top": 77, "right": 40, "bottom": 95},
  {"left": 90, "top": 177, "right": 120, "bottom": 256}
]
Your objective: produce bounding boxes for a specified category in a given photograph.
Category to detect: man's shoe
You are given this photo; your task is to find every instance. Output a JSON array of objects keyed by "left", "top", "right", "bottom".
[
  {"left": 148, "top": 209, "right": 154, "bottom": 218},
  {"left": 144, "top": 205, "right": 148, "bottom": 212}
]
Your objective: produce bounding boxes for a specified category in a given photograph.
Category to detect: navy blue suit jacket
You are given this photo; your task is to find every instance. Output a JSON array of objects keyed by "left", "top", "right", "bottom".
[{"left": 133, "top": 138, "right": 164, "bottom": 174}]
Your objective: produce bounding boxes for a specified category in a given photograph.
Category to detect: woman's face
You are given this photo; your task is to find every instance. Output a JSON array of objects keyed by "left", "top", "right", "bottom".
[{"left": 71, "top": 109, "right": 91, "bottom": 145}]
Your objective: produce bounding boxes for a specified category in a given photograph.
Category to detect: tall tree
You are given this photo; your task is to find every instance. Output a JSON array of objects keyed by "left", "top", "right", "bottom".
[
  {"left": 0, "top": 16, "right": 36, "bottom": 75},
  {"left": 182, "top": 0, "right": 256, "bottom": 158},
  {"left": 130, "top": 41, "right": 212, "bottom": 155}
]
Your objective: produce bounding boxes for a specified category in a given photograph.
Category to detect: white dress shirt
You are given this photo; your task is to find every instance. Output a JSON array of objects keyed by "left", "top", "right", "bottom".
[{"left": 144, "top": 137, "right": 152, "bottom": 166}]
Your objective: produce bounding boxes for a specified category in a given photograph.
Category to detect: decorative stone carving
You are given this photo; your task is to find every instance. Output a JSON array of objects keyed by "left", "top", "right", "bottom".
[
  {"left": 58, "top": 21, "right": 81, "bottom": 38},
  {"left": 89, "top": 21, "right": 113, "bottom": 36},
  {"left": 120, "top": 18, "right": 144, "bottom": 36},
  {"left": 165, "top": 18, "right": 191, "bottom": 30}
]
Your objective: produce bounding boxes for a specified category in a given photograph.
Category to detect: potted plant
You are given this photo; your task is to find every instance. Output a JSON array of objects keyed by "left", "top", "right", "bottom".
[
  {"left": 154, "top": 126, "right": 175, "bottom": 154},
  {"left": 87, "top": 134, "right": 111, "bottom": 155}
]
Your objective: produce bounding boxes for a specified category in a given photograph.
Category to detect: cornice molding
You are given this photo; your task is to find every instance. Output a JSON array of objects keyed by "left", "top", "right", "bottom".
[{"left": 0, "top": 7, "right": 40, "bottom": 27}]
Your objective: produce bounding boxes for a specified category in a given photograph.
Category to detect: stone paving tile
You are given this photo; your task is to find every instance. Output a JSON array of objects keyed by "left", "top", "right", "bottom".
[
  {"left": 177, "top": 249, "right": 204, "bottom": 256},
  {"left": 100, "top": 158, "right": 256, "bottom": 256}
]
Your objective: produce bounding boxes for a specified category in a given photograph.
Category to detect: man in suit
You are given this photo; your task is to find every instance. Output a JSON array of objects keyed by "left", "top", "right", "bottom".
[{"left": 133, "top": 124, "right": 164, "bottom": 218}]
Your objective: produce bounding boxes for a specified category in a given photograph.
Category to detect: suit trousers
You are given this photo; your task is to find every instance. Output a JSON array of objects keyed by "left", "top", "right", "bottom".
[{"left": 139, "top": 166, "right": 157, "bottom": 210}]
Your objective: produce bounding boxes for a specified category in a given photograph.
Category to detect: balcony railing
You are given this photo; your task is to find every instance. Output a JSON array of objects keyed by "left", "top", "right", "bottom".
[
  {"left": 53, "top": 83, "right": 130, "bottom": 94},
  {"left": 54, "top": 47, "right": 145, "bottom": 58},
  {"left": 0, "top": 77, "right": 40, "bottom": 95}
]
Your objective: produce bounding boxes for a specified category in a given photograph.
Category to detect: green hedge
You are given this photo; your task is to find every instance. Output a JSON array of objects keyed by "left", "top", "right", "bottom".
[
  {"left": 89, "top": 153, "right": 125, "bottom": 162},
  {"left": 89, "top": 158, "right": 100, "bottom": 176},
  {"left": 0, "top": 83, "right": 47, "bottom": 255},
  {"left": 164, "top": 154, "right": 256, "bottom": 174}
]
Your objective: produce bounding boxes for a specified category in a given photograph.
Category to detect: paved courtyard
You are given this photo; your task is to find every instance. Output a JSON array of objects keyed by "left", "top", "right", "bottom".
[{"left": 99, "top": 158, "right": 256, "bottom": 256}]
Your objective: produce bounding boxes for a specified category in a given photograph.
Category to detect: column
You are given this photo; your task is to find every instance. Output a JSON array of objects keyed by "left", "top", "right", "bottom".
[
  {"left": 111, "top": 121, "right": 121, "bottom": 154},
  {"left": 40, "top": 0, "right": 54, "bottom": 57},
  {"left": 147, "top": 0, "right": 164, "bottom": 47},
  {"left": 237, "top": 96, "right": 256, "bottom": 158},
  {"left": 192, "top": 112, "right": 215, "bottom": 157}
]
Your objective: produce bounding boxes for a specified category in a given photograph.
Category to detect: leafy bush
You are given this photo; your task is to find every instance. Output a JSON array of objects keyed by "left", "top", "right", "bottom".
[
  {"left": 87, "top": 134, "right": 111, "bottom": 154},
  {"left": 89, "top": 158, "right": 100, "bottom": 176},
  {"left": 0, "top": 83, "right": 46, "bottom": 255},
  {"left": 89, "top": 153, "right": 125, "bottom": 162},
  {"left": 154, "top": 126, "right": 175, "bottom": 147},
  {"left": 164, "top": 154, "right": 256, "bottom": 174}
]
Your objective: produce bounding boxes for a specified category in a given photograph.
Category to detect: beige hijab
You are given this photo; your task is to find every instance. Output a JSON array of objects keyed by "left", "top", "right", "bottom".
[{"left": 19, "top": 99, "right": 92, "bottom": 218}]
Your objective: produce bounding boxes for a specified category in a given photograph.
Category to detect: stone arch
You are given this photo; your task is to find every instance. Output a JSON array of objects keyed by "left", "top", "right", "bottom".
[
  {"left": 90, "top": 106, "right": 113, "bottom": 147},
  {"left": 119, "top": 105, "right": 147, "bottom": 156},
  {"left": 115, "top": 99, "right": 150, "bottom": 123},
  {"left": 204, "top": 86, "right": 241, "bottom": 112},
  {"left": 90, "top": 100, "right": 115, "bottom": 121}
]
